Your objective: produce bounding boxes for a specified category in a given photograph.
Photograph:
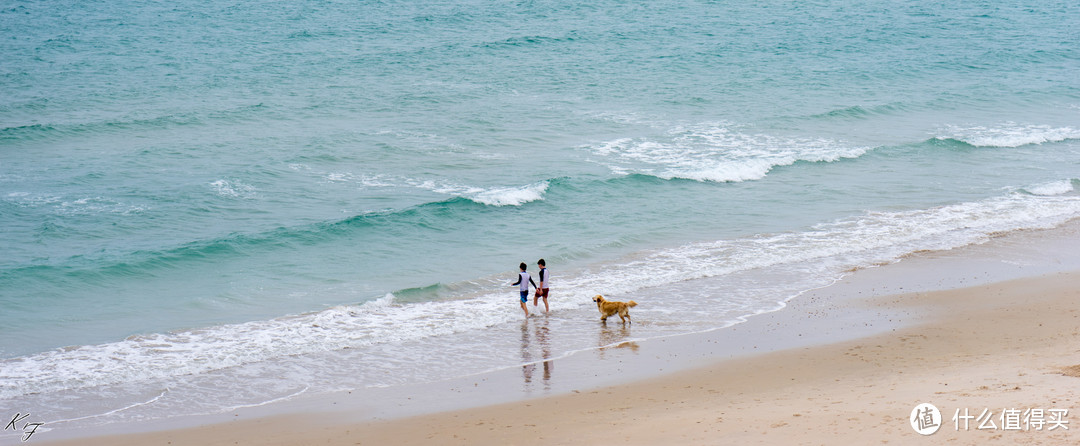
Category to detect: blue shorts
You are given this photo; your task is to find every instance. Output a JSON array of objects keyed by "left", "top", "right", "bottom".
[{"left": 520, "top": 291, "right": 529, "bottom": 303}]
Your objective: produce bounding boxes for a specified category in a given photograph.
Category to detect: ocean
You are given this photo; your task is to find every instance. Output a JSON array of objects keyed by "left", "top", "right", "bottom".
[{"left": 2, "top": 0, "right": 1079, "bottom": 434}]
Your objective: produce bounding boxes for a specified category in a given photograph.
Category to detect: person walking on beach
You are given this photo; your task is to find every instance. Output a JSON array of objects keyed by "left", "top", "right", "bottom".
[
  {"left": 511, "top": 262, "right": 538, "bottom": 318},
  {"left": 534, "top": 258, "right": 550, "bottom": 313}
]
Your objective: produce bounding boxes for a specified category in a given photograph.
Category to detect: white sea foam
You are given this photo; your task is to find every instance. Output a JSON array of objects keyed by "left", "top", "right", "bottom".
[
  {"left": 0, "top": 285, "right": 518, "bottom": 400},
  {"left": 588, "top": 123, "right": 869, "bottom": 182},
  {"left": 323, "top": 172, "right": 396, "bottom": 187},
  {"left": 5, "top": 193, "right": 143, "bottom": 216},
  {"left": 1025, "top": 180, "right": 1076, "bottom": 196},
  {"left": 48, "top": 389, "right": 170, "bottom": 424},
  {"left": 942, "top": 123, "right": 1080, "bottom": 148},
  {"left": 322, "top": 171, "right": 549, "bottom": 206},
  {"left": 369, "top": 292, "right": 396, "bottom": 307},
  {"left": 426, "top": 179, "right": 550, "bottom": 206},
  {"left": 557, "top": 188, "right": 1080, "bottom": 307},
  {"left": 210, "top": 179, "right": 257, "bottom": 198},
  {"left": 1, "top": 194, "right": 148, "bottom": 216},
  {"left": 4, "top": 193, "right": 62, "bottom": 207},
  {"left": 465, "top": 182, "right": 550, "bottom": 206},
  {"left": 55, "top": 197, "right": 146, "bottom": 216}
]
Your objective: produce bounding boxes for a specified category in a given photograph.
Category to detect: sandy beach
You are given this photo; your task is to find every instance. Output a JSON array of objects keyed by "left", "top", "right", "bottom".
[
  {"left": 345, "top": 274, "right": 1080, "bottom": 446},
  {"left": 29, "top": 221, "right": 1080, "bottom": 446}
]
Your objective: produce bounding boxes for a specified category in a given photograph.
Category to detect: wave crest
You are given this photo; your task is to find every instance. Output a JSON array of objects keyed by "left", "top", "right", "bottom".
[
  {"left": 938, "top": 123, "right": 1080, "bottom": 148},
  {"left": 587, "top": 123, "right": 870, "bottom": 182},
  {"left": 1023, "top": 179, "right": 1078, "bottom": 196},
  {"left": 466, "top": 182, "right": 550, "bottom": 206},
  {"left": 325, "top": 172, "right": 551, "bottom": 207},
  {"left": 427, "top": 180, "right": 551, "bottom": 206}
]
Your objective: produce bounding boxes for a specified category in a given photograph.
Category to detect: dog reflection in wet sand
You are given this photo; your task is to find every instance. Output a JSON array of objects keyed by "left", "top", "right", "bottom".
[{"left": 592, "top": 294, "right": 637, "bottom": 324}]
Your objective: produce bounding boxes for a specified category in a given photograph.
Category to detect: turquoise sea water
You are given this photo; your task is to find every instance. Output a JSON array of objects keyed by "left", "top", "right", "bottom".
[{"left": 2, "top": 0, "right": 1079, "bottom": 432}]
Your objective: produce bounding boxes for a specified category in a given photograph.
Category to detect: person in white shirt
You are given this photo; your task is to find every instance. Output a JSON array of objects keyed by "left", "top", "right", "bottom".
[
  {"left": 534, "top": 258, "right": 550, "bottom": 313},
  {"left": 511, "top": 262, "right": 537, "bottom": 317}
]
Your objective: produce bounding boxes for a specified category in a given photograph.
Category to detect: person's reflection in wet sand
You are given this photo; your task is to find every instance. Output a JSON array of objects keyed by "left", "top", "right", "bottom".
[
  {"left": 521, "top": 320, "right": 534, "bottom": 385},
  {"left": 521, "top": 317, "right": 555, "bottom": 390},
  {"left": 534, "top": 316, "right": 553, "bottom": 389}
]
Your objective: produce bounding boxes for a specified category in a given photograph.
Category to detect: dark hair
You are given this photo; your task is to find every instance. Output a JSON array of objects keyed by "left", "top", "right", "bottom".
[
  {"left": 519, "top": 262, "right": 527, "bottom": 270},
  {"left": 537, "top": 258, "right": 545, "bottom": 266}
]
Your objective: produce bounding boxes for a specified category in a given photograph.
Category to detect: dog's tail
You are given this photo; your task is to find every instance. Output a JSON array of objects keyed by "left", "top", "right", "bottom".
[{"left": 628, "top": 300, "right": 637, "bottom": 307}]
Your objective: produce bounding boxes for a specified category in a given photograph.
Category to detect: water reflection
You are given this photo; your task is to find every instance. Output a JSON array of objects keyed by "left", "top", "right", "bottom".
[
  {"left": 520, "top": 317, "right": 553, "bottom": 390},
  {"left": 597, "top": 323, "right": 639, "bottom": 359}
]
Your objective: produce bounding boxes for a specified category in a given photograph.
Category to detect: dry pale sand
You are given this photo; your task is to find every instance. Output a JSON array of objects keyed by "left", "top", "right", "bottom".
[{"left": 41, "top": 268, "right": 1080, "bottom": 445}]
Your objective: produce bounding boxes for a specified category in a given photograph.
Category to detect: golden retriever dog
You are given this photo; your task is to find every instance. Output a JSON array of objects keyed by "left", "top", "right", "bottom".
[{"left": 592, "top": 294, "right": 637, "bottom": 324}]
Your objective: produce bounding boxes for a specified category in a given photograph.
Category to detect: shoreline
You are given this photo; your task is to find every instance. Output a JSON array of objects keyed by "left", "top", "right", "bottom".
[
  {"left": 343, "top": 269, "right": 1080, "bottom": 445},
  {"left": 30, "top": 220, "right": 1080, "bottom": 445}
]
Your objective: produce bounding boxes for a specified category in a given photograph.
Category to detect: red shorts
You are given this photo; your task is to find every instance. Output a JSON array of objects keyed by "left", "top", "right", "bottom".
[{"left": 535, "top": 288, "right": 549, "bottom": 299}]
